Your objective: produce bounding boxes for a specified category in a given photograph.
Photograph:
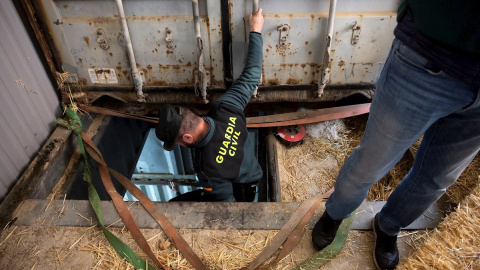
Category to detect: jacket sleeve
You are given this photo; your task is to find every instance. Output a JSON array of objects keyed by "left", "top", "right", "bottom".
[{"left": 216, "top": 32, "right": 263, "bottom": 111}]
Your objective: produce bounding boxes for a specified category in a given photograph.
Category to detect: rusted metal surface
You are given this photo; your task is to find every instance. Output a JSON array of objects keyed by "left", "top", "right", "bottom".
[
  {"left": 37, "top": 0, "right": 224, "bottom": 92},
  {"left": 114, "top": 0, "right": 145, "bottom": 102},
  {"left": 231, "top": 1, "right": 398, "bottom": 88},
  {"left": 19, "top": 0, "right": 61, "bottom": 84},
  {"left": 329, "top": 13, "right": 397, "bottom": 85},
  {"left": 317, "top": 0, "right": 337, "bottom": 97},
  {"left": 74, "top": 86, "right": 374, "bottom": 105},
  {"left": 24, "top": 0, "right": 397, "bottom": 104},
  {"left": 192, "top": 0, "right": 209, "bottom": 104}
]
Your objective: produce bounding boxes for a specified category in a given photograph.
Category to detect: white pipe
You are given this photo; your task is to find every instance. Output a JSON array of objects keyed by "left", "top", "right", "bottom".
[
  {"left": 115, "top": 0, "right": 145, "bottom": 102},
  {"left": 192, "top": 0, "right": 202, "bottom": 39},
  {"left": 326, "top": 0, "right": 337, "bottom": 39},
  {"left": 318, "top": 0, "right": 337, "bottom": 97},
  {"left": 253, "top": 0, "right": 259, "bottom": 13}
]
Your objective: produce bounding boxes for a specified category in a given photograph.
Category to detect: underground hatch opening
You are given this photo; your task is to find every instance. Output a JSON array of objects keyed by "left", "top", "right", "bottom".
[
  {"left": 123, "top": 128, "right": 268, "bottom": 202},
  {"left": 65, "top": 116, "right": 270, "bottom": 202}
]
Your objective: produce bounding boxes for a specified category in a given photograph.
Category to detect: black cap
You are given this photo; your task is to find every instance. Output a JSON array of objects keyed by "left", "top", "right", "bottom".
[{"left": 155, "top": 105, "right": 182, "bottom": 151}]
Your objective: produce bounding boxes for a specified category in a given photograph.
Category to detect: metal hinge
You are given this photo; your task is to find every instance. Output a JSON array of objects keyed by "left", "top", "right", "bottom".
[
  {"left": 96, "top": 29, "right": 109, "bottom": 50},
  {"left": 165, "top": 27, "right": 176, "bottom": 49},
  {"left": 277, "top": 24, "right": 291, "bottom": 46},
  {"left": 351, "top": 22, "right": 361, "bottom": 45}
]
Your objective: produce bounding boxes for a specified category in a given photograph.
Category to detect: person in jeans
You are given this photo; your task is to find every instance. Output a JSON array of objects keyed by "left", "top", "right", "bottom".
[
  {"left": 312, "top": 1, "right": 480, "bottom": 269},
  {"left": 155, "top": 9, "right": 264, "bottom": 202}
]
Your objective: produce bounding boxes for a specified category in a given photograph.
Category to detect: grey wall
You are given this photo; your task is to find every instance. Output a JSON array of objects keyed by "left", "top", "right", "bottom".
[{"left": 0, "top": 1, "right": 60, "bottom": 200}]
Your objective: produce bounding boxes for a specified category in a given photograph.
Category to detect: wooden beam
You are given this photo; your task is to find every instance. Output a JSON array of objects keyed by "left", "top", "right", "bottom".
[{"left": 11, "top": 199, "right": 445, "bottom": 230}]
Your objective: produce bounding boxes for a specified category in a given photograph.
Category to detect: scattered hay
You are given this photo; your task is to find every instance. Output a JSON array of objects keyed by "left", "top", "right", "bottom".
[
  {"left": 76, "top": 228, "right": 288, "bottom": 270},
  {"left": 66, "top": 225, "right": 273, "bottom": 269},
  {"left": 397, "top": 177, "right": 480, "bottom": 270},
  {"left": 366, "top": 153, "right": 412, "bottom": 202},
  {"left": 409, "top": 136, "right": 480, "bottom": 205},
  {"left": 279, "top": 115, "right": 413, "bottom": 202},
  {"left": 447, "top": 154, "right": 480, "bottom": 205},
  {"left": 57, "top": 72, "right": 83, "bottom": 113},
  {"left": 277, "top": 134, "right": 343, "bottom": 202},
  {"left": 279, "top": 115, "right": 479, "bottom": 204},
  {"left": 76, "top": 228, "right": 403, "bottom": 270},
  {"left": 278, "top": 116, "right": 366, "bottom": 202},
  {"left": 202, "top": 230, "right": 277, "bottom": 269},
  {"left": 0, "top": 221, "right": 432, "bottom": 269}
]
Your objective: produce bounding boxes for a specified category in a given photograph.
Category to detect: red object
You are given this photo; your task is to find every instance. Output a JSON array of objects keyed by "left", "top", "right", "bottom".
[{"left": 276, "top": 125, "right": 306, "bottom": 144}]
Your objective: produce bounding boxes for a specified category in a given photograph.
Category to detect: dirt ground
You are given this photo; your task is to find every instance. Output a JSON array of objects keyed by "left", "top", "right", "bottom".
[{"left": 0, "top": 224, "right": 428, "bottom": 270}]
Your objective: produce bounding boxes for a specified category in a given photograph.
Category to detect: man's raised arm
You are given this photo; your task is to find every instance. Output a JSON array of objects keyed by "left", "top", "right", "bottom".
[{"left": 216, "top": 9, "right": 264, "bottom": 110}]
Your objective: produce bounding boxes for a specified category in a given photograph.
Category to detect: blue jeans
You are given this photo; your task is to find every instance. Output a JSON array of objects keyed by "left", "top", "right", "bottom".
[{"left": 326, "top": 38, "right": 480, "bottom": 236}]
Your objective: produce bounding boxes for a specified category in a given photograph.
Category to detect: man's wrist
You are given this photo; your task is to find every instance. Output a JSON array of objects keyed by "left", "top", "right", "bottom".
[{"left": 250, "top": 31, "right": 261, "bottom": 35}]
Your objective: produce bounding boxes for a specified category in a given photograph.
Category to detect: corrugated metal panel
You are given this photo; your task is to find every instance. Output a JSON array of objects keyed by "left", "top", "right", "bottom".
[
  {"left": 231, "top": 0, "right": 398, "bottom": 85},
  {"left": 38, "top": 0, "right": 224, "bottom": 89},
  {"left": 37, "top": 0, "right": 398, "bottom": 91},
  {"left": 28, "top": 0, "right": 399, "bottom": 105},
  {"left": 0, "top": 1, "right": 60, "bottom": 200}
]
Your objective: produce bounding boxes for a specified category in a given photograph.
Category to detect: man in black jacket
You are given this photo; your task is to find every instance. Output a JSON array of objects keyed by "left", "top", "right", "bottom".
[{"left": 155, "top": 9, "right": 264, "bottom": 202}]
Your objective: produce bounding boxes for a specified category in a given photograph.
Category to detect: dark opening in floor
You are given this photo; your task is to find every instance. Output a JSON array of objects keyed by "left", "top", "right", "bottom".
[{"left": 124, "top": 128, "right": 267, "bottom": 202}]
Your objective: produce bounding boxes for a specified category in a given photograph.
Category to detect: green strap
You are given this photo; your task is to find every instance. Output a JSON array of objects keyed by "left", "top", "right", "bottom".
[
  {"left": 57, "top": 106, "right": 155, "bottom": 270},
  {"left": 293, "top": 211, "right": 356, "bottom": 270}
]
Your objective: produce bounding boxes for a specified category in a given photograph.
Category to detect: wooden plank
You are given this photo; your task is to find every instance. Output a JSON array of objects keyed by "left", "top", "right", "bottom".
[
  {"left": 0, "top": 113, "right": 101, "bottom": 230},
  {"left": 11, "top": 199, "right": 445, "bottom": 230},
  {"left": 0, "top": 125, "right": 72, "bottom": 229},
  {"left": 45, "top": 114, "right": 107, "bottom": 199},
  {"left": 246, "top": 103, "right": 371, "bottom": 127}
]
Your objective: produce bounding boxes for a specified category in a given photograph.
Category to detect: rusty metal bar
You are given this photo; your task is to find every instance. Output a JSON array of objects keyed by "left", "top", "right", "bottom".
[
  {"left": 115, "top": 0, "right": 145, "bottom": 102},
  {"left": 78, "top": 88, "right": 374, "bottom": 105},
  {"left": 192, "top": 0, "right": 209, "bottom": 104},
  {"left": 19, "top": 0, "right": 61, "bottom": 93},
  {"left": 317, "top": 0, "right": 338, "bottom": 97}
]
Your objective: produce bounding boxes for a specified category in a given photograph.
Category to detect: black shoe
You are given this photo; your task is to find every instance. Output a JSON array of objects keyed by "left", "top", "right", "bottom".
[
  {"left": 373, "top": 214, "right": 399, "bottom": 270},
  {"left": 312, "top": 211, "right": 343, "bottom": 251}
]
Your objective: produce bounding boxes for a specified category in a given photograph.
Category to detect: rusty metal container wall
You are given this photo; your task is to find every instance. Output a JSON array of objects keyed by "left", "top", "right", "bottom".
[
  {"left": 0, "top": 1, "right": 60, "bottom": 200},
  {"left": 36, "top": 0, "right": 399, "bottom": 104},
  {"left": 40, "top": 0, "right": 225, "bottom": 89},
  {"left": 231, "top": 0, "right": 399, "bottom": 86}
]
